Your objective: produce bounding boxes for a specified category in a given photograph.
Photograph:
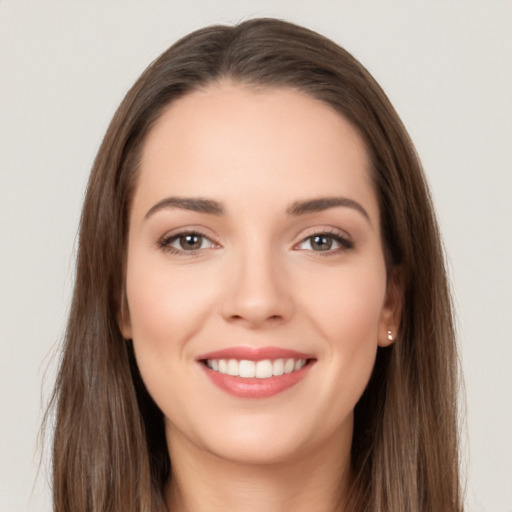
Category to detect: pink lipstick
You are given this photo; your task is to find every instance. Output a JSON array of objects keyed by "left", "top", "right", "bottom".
[{"left": 197, "top": 346, "right": 316, "bottom": 399}]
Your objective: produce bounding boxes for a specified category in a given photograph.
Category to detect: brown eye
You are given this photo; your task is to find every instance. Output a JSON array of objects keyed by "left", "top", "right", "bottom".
[
  {"left": 296, "top": 232, "right": 353, "bottom": 253},
  {"left": 159, "top": 232, "right": 217, "bottom": 254},
  {"left": 310, "top": 235, "right": 333, "bottom": 251},
  {"left": 178, "top": 234, "right": 204, "bottom": 250}
]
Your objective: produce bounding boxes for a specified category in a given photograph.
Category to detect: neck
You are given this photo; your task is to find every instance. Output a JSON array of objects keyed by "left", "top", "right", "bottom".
[{"left": 164, "top": 426, "right": 352, "bottom": 512}]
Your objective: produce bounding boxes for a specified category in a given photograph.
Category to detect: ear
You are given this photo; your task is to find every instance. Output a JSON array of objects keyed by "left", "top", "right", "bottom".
[
  {"left": 378, "top": 266, "right": 403, "bottom": 347},
  {"left": 117, "top": 289, "right": 133, "bottom": 340}
]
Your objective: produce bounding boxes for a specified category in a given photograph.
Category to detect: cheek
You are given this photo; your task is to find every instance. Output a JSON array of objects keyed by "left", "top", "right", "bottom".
[
  {"left": 125, "top": 258, "right": 219, "bottom": 425},
  {"left": 297, "top": 261, "right": 387, "bottom": 407},
  {"left": 299, "top": 260, "right": 387, "bottom": 345},
  {"left": 126, "top": 256, "right": 218, "bottom": 349},
  {"left": 124, "top": 257, "right": 220, "bottom": 420}
]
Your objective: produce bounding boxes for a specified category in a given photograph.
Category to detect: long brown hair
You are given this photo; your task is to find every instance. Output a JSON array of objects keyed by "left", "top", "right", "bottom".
[{"left": 47, "top": 18, "right": 462, "bottom": 511}]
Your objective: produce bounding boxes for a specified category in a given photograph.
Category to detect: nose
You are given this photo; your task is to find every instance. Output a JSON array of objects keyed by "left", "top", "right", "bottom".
[{"left": 220, "top": 245, "right": 294, "bottom": 328}]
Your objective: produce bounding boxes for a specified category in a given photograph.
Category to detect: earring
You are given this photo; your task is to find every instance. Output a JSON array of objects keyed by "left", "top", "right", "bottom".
[{"left": 387, "top": 330, "right": 393, "bottom": 342}]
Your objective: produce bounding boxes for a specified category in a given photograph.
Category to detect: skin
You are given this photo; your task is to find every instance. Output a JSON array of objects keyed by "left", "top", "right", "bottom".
[{"left": 120, "top": 83, "right": 400, "bottom": 512}]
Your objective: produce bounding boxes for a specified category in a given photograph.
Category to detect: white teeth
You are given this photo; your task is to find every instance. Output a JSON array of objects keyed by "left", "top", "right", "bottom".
[
  {"left": 284, "top": 358, "right": 295, "bottom": 374},
  {"left": 239, "top": 360, "right": 256, "bottom": 378},
  {"left": 206, "top": 358, "right": 307, "bottom": 379},
  {"left": 227, "top": 359, "right": 238, "bottom": 376},
  {"left": 255, "top": 359, "right": 273, "bottom": 379},
  {"left": 272, "top": 358, "right": 284, "bottom": 376}
]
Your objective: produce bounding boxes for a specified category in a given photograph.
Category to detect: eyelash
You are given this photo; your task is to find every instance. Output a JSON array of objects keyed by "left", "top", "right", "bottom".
[
  {"left": 157, "top": 229, "right": 354, "bottom": 256},
  {"left": 157, "top": 230, "right": 217, "bottom": 256},
  {"left": 294, "top": 229, "right": 354, "bottom": 256}
]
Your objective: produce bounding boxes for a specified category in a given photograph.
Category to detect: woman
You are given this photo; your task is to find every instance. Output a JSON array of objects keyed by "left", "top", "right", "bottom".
[{"left": 48, "top": 18, "right": 462, "bottom": 511}]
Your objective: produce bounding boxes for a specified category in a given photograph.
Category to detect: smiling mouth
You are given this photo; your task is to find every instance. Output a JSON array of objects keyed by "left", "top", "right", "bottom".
[
  {"left": 197, "top": 347, "right": 316, "bottom": 398},
  {"left": 203, "top": 358, "right": 311, "bottom": 379}
]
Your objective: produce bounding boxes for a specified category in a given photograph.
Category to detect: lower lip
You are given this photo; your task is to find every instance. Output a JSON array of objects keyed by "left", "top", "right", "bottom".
[{"left": 200, "top": 362, "right": 314, "bottom": 399}]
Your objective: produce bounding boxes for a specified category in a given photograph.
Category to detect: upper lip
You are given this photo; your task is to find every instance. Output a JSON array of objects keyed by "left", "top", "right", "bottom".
[{"left": 196, "top": 346, "right": 315, "bottom": 362}]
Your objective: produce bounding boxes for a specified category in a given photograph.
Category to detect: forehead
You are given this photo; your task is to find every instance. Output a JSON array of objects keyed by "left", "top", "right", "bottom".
[{"left": 133, "top": 83, "right": 377, "bottom": 220}]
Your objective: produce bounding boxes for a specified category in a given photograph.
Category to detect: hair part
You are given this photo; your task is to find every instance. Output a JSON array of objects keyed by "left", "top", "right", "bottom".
[{"left": 47, "top": 18, "right": 462, "bottom": 511}]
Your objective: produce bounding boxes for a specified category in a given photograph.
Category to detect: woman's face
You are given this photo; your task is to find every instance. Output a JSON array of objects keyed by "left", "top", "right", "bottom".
[{"left": 121, "top": 83, "right": 398, "bottom": 465}]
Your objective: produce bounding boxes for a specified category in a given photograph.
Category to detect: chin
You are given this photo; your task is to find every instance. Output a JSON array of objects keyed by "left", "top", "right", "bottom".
[
  {"left": 203, "top": 432, "right": 310, "bottom": 466},
  {"left": 166, "top": 406, "right": 353, "bottom": 467}
]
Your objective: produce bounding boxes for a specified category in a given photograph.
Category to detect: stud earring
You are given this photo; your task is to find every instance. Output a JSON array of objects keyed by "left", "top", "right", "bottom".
[{"left": 387, "top": 330, "right": 393, "bottom": 342}]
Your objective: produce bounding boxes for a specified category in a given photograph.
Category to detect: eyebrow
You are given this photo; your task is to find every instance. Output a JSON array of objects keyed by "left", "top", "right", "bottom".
[
  {"left": 144, "top": 195, "right": 370, "bottom": 224},
  {"left": 145, "top": 197, "right": 224, "bottom": 218},
  {"left": 286, "top": 197, "right": 371, "bottom": 224}
]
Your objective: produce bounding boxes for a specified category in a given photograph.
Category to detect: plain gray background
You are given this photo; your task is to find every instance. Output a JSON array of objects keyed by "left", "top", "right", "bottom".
[{"left": 1, "top": 1, "right": 510, "bottom": 511}]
